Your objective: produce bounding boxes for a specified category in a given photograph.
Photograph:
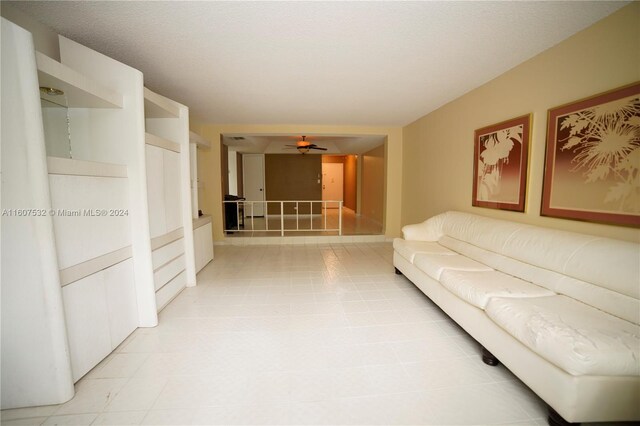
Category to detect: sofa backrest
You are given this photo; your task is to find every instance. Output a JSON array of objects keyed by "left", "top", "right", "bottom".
[{"left": 420, "top": 211, "right": 640, "bottom": 325}]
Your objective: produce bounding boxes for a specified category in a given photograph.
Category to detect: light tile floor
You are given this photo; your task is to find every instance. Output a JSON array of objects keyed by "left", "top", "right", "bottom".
[{"left": 2, "top": 243, "right": 553, "bottom": 425}]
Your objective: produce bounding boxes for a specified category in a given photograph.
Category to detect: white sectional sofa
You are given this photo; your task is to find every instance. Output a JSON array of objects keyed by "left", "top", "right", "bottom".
[{"left": 393, "top": 211, "right": 640, "bottom": 425}]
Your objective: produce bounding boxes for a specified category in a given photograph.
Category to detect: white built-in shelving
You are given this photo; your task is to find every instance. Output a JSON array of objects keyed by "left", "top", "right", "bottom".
[
  {"left": 145, "top": 132, "right": 181, "bottom": 153},
  {"left": 143, "top": 87, "right": 180, "bottom": 118},
  {"left": 3, "top": 19, "right": 204, "bottom": 410},
  {"left": 36, "top": 52, "right": 123, "bottom": 109},
  {"left": 143, "top": 88, "right": 196, "bottom": 313}
]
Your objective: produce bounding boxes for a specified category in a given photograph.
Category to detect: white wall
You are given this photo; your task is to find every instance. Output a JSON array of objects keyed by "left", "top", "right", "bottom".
[{"left": 228, "top": 148, "right": 238, "bottom": 195}]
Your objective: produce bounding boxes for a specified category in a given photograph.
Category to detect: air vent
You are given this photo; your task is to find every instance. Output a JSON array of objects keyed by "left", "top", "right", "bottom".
[{"left": 231, "top": 137, "right": 245, "bottom": 141}]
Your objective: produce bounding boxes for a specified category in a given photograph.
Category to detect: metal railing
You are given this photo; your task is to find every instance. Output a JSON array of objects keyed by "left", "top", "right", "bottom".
[{"left": 223, "top": 200, "right": 343, "bottom": 236}]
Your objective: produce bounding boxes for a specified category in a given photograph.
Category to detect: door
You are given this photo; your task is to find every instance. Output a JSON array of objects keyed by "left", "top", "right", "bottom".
[
  {"left": 322, "top": 163, "right": 343, "bottom": 208},
  {"left": 242, "top": 154, "right": 265, "bottom": 216}
]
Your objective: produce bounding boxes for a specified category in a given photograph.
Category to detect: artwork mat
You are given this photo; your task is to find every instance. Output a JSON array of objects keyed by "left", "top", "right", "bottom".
[
  {"left": 472, "top": 114, "right": 531, "bottom": 212},
  {"left": 541, "top": 81, "right": 640, "bottom": 227}
]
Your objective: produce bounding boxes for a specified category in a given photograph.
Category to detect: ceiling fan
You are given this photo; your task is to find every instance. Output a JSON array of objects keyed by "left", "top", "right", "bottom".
[{"left": 285, "top": 136, "right": 327, "bottom": 154}]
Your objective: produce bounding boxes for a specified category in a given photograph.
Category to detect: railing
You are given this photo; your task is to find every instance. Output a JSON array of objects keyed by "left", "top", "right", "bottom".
[{"left": 223, "top": 200, "right": 343, "bottom": 236}]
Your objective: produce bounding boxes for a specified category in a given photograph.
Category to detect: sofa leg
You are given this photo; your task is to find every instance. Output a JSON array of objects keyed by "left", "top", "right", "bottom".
[
  {"left": 481, "top": 347, "right": 500, "bottom": 366},
  {"left": 547, "top": 406, "right": 579, "bottom": 426},
  {"left": 394, "top": 267, "right": 403, "bottom": 275}
]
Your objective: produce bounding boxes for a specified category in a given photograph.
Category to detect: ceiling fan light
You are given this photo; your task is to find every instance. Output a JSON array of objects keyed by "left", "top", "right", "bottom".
[{"left": 297, "top": 146, "right": 310, "bottom": 154}]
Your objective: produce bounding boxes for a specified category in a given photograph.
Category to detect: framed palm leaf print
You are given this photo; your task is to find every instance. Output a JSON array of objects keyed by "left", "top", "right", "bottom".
[
  {"left": 541, "top": 82, "right": 640, "bottom": 227},
  {"left": 472, "top": 114, "right": 531, "bottom": 212}
]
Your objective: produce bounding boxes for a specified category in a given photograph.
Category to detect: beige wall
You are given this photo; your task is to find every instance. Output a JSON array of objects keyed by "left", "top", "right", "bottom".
[
  {"left": 362, "top": 144, "right": 385, "bottom": 226},
  {"left": 401, "top": 3, "right": 640, "bottom": 242},
  {"left": 193, "top": 124, "right": 402, "bottom": 241}
]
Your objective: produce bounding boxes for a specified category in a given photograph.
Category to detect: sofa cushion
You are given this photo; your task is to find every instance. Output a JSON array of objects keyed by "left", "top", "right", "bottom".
[
  {"left": 486, "top": 295, "right": 640, "bottom": 376},
  {"left": 440, "top": 270, "right": 555, "bottom": 309},
  {"left": 437, "top": 235, "right": 640, "bottom": 325},
  {"left": 413, "top": 253, "right": 493, "bottom": 281},
  {"left": 393, "top": 239, "right": 455, "bottom": 263}
]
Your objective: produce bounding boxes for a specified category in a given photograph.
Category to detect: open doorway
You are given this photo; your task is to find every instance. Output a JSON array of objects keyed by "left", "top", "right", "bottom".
[
  {"left": 320, "top": 153, "right": 382, "bottom": 235},
  {"left": 221, "top": 134, "right": 384, "bottom": 236}
]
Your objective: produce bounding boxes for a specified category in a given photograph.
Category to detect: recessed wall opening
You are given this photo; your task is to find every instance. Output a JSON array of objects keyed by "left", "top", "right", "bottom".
[{"left": 220, "top": 134, "right": 385, "bottom": 237}]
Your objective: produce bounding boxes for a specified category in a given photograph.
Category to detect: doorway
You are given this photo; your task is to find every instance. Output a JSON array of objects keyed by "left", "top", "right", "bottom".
[
  {"left": 322, "top": 163, "right": 343, "bottom": 208},
  {"left": 242, "top": 154, "right": 265, "bottom": 217}
]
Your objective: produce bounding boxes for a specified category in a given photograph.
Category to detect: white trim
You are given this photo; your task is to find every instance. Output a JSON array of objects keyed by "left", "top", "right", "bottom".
[
  {"left": 59, "top": 246, "right": 132, "bottom": 286},
  {"left": 145, "top": 132, "right": 181, "bottom": 153},
  {"left": 47, "top": 157, "right": 127, "bottom": 178},
  {"left": 150, "top": 227, "right": 184, "bottom": 251},
  {"left": 215, "top": 235, "right": 386, "bottom": 246},
  {"left": 144, "top": 87, "right": 180, "bottom": 118}
]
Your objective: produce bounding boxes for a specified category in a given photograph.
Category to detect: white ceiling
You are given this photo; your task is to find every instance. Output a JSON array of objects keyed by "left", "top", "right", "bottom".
[
  {"left": 10, "top": 1, "right": 627, "bottom": 126},
  {"left": 223, "top": 134, "right": 385, "bottom": 155}
]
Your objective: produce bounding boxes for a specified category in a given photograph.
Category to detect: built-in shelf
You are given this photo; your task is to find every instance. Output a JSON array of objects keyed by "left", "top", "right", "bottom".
[
  {"left": 193, "top": 215, "right": 212, "bottom": 230},
  {"left": 144, "top": 87, "right": 181, "bottom": 118},
  {"left": 36, "top": 52, "right": 123, "bottom": 109},
  {"left": 189, "top": 131, "right": 210, "bottom": 148},
  {"left": 47, "top": 157, "right": 128, "bottom": 178},
  {"left": 145, "top": 132, "right": 181, "bottom": 153}
]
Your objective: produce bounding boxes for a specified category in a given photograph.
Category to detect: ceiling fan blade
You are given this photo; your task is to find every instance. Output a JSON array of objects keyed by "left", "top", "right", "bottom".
[
  {"left": 309, "top": 146, "right": 327, "bottom": 150},
  {"left": 284, "top": 144, "right": 300, "bottom": 148}
]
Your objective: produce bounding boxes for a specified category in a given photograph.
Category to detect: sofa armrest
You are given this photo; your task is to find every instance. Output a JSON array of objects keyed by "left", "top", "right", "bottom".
[
  {"left": 402, "top": 212, "right": 448, "bottom": 241},
  {"left": 402, "top": 221, "right": 432, "bottom": 241}
]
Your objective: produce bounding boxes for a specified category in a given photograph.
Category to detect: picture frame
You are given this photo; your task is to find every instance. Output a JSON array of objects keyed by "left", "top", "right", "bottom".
[
  {"left": 541, "top": 82, "right": 640, "bottom": 227},
  {"left": 472, "top": 114, "right": 531, "bottom": 212}
]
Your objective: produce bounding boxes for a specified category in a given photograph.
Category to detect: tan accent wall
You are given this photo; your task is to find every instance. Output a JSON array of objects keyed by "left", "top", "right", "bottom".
[
  {"left": 265, "top": 154, "right": 321, "bottom": 214},
  {"left": 362, "top": 144, "right": 385, "bottom": 225},
  {"left": 236, "top": 152, "right": 244, "bottom": 197},
  {"left": 401, "top": 3, "right": 640, "bottom": 243},
  {"left": 193, "top": 125, "right": 401, "bottom": 241},
  {"left": 321, "top": 155, "right": 358, "bottom": 211},
  {"left": 344, "top": 155, "right": 357, "bottom": 212}
]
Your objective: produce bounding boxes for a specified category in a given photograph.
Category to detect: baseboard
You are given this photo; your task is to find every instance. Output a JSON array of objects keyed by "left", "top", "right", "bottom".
[{"left": 214, "top": 234, "right": 387, "bottom": 246}]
